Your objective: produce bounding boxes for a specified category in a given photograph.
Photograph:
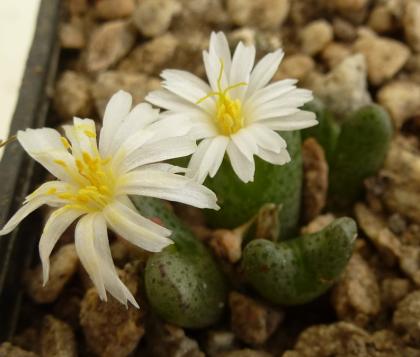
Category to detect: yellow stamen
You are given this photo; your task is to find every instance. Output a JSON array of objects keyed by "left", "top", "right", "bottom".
[
  {"left": 196, "top": 59, "right": 248, "bottom": 136},
  {"left": 54, "top": 159, "right": 67, "bottom": 167},
  {"left": 61, "top": 137, "right": 70, "bottom": 149}
]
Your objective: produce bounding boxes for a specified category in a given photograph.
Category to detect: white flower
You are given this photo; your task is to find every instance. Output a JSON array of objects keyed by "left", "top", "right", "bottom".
[
  {"left": 0, "top": 90, "right": 218, "bottom": 308},
  {"left": 146, "top": 31, "right": 318, "bottom": 183}
]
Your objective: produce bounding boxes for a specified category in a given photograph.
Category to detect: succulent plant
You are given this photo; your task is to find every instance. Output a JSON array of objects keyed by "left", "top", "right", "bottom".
[
  {"left": 132, "top": 196, "right": 227, "bottom": 328},
  {"left": 241, "top": 217, "right": 357, "bottom": 305},
  {"left": 204, "top": 131, "right": 302, "bottom": 240}
]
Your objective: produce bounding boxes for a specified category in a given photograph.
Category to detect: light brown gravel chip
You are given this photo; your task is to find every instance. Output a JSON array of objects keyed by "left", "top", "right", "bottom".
[
  {"left": 25, "top": 244, "right": 79, "bottom": 304},
  {"left": 302, "top": 138, "right": 329, "bottom": 223},
  {"left": 229, "top": 292, "right": 283, "bottom": 345},
  {"left": 0, "top": 343, "right": 38, "bottom": 357},
  {"left": 86, "top": 21, "right": 136, "bottom": 73},
  {"left": 40, "top": 316, "right": 77, "bottom": 357},
  {"left": 79, "top": 266, "right": 144, "bottom": 357},
  {"left": 332, "top": 253, "right": 381, "bottom": 327},
  {"left": 393, "top": 290, "right": 420, "bottom": 344}
]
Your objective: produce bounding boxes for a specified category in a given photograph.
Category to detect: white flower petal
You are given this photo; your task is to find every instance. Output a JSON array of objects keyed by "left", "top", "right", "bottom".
[
  {"left": 209, "top": 31, "right": 232, "bottom": 76},
  {"left": 229, "top": 42, "right": 255, "bottom": 100},
  {"left": 99, "top": 90, "right": 132, "bottom": 156},
  {"left": 231, "top": 128, "right": 258, "bottom": 161},
  {"left": 246, "top": 49, "right": 284, "bottom": 97},
  {"left": 93, "top": 214, "right": 139, "bottom": 308},
  {"left": 203, "top": 50, "right": 229, "bottom": 92},
  {"left": 119, "top": 136, "right": 196, "bottom": 173},
  {"left": 108, "top": 103, "right": 160, "bottom": 156},
  {"left": 120, "top": 169, "right": 219, "bottom": 209},
  {"left": 248, "top": 124, "right": 286, "bottom": 153},
  {"left": 262, "top": 110, "right": 318, "bottom": 131},
  {"left": 146, "top": 114, "right": 193, "bottom": 143},
  {"left": 246, "top": 79, "right": 297, "bottom": 109},
  {"left": 186, "top": 136, "right": 231, "bottom": 182},
  {"left": 103, "top": 201, "right": 173, "bottom": 253},
  {"left": 257, "top": 147, "right": 291, "bottom": 165},
  {"left": 39, "top": 206, "right": 84, "bottom": 284},
  {"left": 226, "top": 141, "right": 255, "bottom": 183},
  {"left": 71, "top": 117, "right": 99, "bottom": 157},
  {"left": 146, "top": 89, "right": 206, "bottom": 114},
  {"left": 75, "top": 214, "right": 107, "bottom": 301},
  {"left": 0, "top": 195, "right": 64, "bottom": 236},
  {"left": 17, "top": 128, "right": 76, "bottom": 182}
]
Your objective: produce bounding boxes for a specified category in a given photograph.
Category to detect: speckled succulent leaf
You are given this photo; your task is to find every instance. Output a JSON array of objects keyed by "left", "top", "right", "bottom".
[
  {"left": 131, "top": 196, "right": 227, "bottom": 328},
  {"left": 328, "top": 104, "right": 393, "bottom": 210},
  {"left": 204, "top": 131, "right": 302, "bottom": 240},
  {"left": 302, "top": 98, "right": 340, "bottom": 164},
  {"left": 241, "top": 217, "right": 357, "bottom": 305}
]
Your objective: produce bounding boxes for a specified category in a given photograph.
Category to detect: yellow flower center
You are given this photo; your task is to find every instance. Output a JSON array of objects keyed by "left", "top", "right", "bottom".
[
  {"left": 197, "top": 60, "right": 247, "bottom": 136},
  {"left": 52, "top": 130, "right": 116, "bottom": 212}
]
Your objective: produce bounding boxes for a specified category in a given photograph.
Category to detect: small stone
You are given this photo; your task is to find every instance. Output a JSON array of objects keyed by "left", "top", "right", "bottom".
[
  {"left": 300, "top": 213, "right": 335, "bottom": 235},
  {"left": 355, "top": 203, "right": 402, "bottom": 266},
  {"left": 321, "top": 42, "right": 352, "bottom": 69},
  {"left": 118, "top": 33, "right": 178, "bottom": 75},
  {"left": 377, "top": 80, "right": 420, "bottom": 128},
  {"left": 228, "top": 28, "right": 257, "bottom": 47},
  {"left": 227, "top": 0, "right": 290, "bottom": 29},
  {"left": 381, "top": 278, "right": 412, "bottom": 307},
  {"left": 218, "top": 350, "right": 272, "bottom": 357},
  {"left": 92, "top": 71, "right": 160, "bottom": 117},
  {"left": 40, "top": 316, "right": 77, "bottom": 357},
  {"left": 0, "top": 343, "right": 38, "bottom": 357},
  {"left": 210, "top": 229, "right": 243, "bottom": 263},
  {"left": 94, "top": 0, "right": 135, "bottom": 20},
  {"left": 382, "top": 137, "right": 420, "bottom": 223},
  {"left": 80, "top": 267, "right": 144, "bottom": 357},
  {"left": 368, "top": 5, "right": 397, "bottom": 34},
  {"left": 327, "top": 0, "right": 369, "bottom": 12},
  {"left": 229, "top": 292, "right": 283, "bottom": 345},
  {"left": 146, "top": 322, "right": 204, "bottom": 357},
  {"left": 54, "top": 71, "right": 93, "bottom": 121},
  {"left": 59, "top": 17, "right": 85, "bottom": 49},
  {"left": 309, "top": 54, "right": 371, "bottom": 119},
  {"left": 332, "top": 17, "right": 357, "bottom": 42},
  {"left": 86, "top": 21, "right": 136, "bottom": 73},
  {"left": 354, "top": 34, "right": 410, "bottom": 85},
  {"left": 274, "top": 54, "right": 315, "bottom": 81},
  {"left": 204, "top": 330, "right": 237, "bottom": 357},
  {"left": 393, "top": 290, "right": 420, "bottom": 344},
  {"left": 332, "top": 253, "right": 381, "bottom": 326},
  {"left": 302, "top": 138, "right": 328, "bottom": 222},
  {"left": 400, "top": 246, "right": 420, "bottom": 286},
  {"left": 287, "top": 322, "right": 370, "bottom": 356},
  {"left": 133, "top": 0, "right": 181, "bottom": 38},
  {"left": 25, "top": 244, "right": 78, "bottom": 304},
  {"left": 66, "top": 0, "right": 88, "bottom": 15},
  {"left": 404, "top": 0, "right": 420, "bottom": 52},
  {"left": 300, "top": 20, "right": 334, "bottom": 56}
]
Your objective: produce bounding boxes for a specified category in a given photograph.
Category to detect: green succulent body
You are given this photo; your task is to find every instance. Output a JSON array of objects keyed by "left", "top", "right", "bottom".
[
  {"left": 132, "top": 197, "right": 226, "bottom": 328},
  {"left": 205, "top": 131, "right": 302, "bottom": 240},
  {"left": 302, "top": 98, "right": 340, "bottom": 164},
  {"left": 328, "top": 104, "right": 393, "bottom": 209},
  {"left": 241, "top": 217, "right": 357, "bottom": 305}
]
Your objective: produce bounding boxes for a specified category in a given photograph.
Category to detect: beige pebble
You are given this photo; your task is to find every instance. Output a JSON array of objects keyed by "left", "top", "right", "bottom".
[
  {"left": 40, "top": 316, "right": 77, "bottom": 357},
  {"left": 332, "top": 253, "right": 381, "bottom": 327},
  {"left": 133, "top": 0, "right": 181, "bottom": 38},
  {"left": 309, "top": 54, "right": 371, "bottom": 119},
  {"left": 25, "top": 244, "right": 78, "bottom": 304},
  {"left": 227, "top": 0, "right": 290, "bottom": 29},
  {"left": 368, "top": 5, "right": 397, "bottom": 34},
  {"left": 229, "top": 291, "right": 283, "bottom": 345},
  {"left": 393, "top": 290, "right": 420, "bottom": 344},
  {"left": 354, "top": 34, "right": 410, "bottom": 85},
  {"left": 86, "top": 21, "right": 136, "bottom": 73},
  {"left": 332, "top": 17, "right": 357, "bottom": 42},
  {"left": 59, "top": 17, "right": 85, "bottom": 49},
  {"left": 377, "top": 80, "right": 420, "bottom": 128},
  {"left": 404, "top": 0, "right": 420, "bottom": 52},
  {"left": 321, "top": 42, "right": 352, "bottom": 69},
  {"left": 92, "top": 71, "right": 160, "bottom": 117},
  {"left": 54, "top": 71, "right": 93, "bottom": 121},
  {"left": 118, "top": 33, "right": 178, "bottom": 75},
  {"left": 300, "top": 20, "right": 334, "bottom": 56},
  {"left": 274, "top": 54, "right": 315, "bottom": 81},
  {"left": 0, "top": 343, "right": 38, "bottom": 357},
  {"left": 94, "top": 0, "right": 135, "bottom": 20}
]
